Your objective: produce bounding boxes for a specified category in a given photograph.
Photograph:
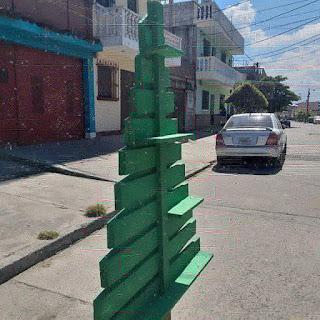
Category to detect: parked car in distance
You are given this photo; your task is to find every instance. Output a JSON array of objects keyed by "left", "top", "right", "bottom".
[
  {"left": 313, "top": 116, "right": 320, "bottom": 124},
  {"left": 280, "top": 118, "right": 291, "bottom": 128},
  {"left": 216, "top": 113, "right": 287, "bottom": 167}
]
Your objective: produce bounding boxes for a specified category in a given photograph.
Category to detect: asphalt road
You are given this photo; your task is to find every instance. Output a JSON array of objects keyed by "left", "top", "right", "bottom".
[
  {"left": 172, "top": 121, "right": 320, "bottom": 319},
  {"left": 0, "top": 121, "right": 319, "bottom": 319}
]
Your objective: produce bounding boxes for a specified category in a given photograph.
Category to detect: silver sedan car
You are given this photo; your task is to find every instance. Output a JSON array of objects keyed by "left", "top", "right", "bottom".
[{"left": 216, "top": 113, "right": 287, "bottom": 167}]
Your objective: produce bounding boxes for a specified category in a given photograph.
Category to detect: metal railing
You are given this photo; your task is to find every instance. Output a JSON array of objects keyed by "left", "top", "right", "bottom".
[
  {"left": 196, "top": 56, "right": 246, "bottom": 84},
  {"left": 94, "top": 4, "right": 182, "bottom": 51}
]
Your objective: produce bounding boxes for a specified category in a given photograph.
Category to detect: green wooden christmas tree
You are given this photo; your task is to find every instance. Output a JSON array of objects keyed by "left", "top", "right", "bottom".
[{"left": 94, "top": 1, "right": 213, "bottom": 319}]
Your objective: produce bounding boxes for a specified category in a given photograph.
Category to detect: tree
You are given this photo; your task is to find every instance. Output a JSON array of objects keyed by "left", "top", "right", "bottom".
[
  {"left": 254, "top": 76, "right": 300, "bottom": 113},
  {"left": 294, "top": 110, "right": 307, "bottom": 122},
  {"left": 225, "top": 82, "right": 268, "bottom": 113}
]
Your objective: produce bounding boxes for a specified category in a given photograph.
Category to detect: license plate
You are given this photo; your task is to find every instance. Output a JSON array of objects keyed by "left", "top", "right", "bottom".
[{"left": 239, "top": 137, "right": 250, "bottom": 144}]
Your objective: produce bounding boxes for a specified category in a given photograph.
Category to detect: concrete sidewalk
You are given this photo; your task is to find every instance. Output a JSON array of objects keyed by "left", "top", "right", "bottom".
[
  {"left": 0, "top": 132, "right": 217, "bottom": 182},
  {"left": 0, "top": 132, "right": 217, "bottom": 285}
]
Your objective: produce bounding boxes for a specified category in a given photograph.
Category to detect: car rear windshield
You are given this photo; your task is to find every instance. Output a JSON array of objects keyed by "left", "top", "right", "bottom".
[{"left": 225, "top": 115, "right": 273, "bottom": 129}]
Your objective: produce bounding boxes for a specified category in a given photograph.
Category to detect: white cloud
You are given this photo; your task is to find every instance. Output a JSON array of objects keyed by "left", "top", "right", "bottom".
[{"left": 224, "top": 1, "right": 320, "bottom": 101}]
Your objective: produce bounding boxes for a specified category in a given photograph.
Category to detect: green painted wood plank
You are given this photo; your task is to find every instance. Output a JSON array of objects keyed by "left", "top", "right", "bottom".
[
  {"left": 167, "top": 210, "right": 193, "bottom": 239},
  {"left": 168, "top": 196, "right": 203, "bottom": 216},
  {"left": 169, "top": 237, "right": 200, "bottom": 283},
  {"left": 146, "top": 44, "right": 184, "bottom": 58},
  {"left": 100, "top": 226, "right": 159, "bottom": 289},
  {"left": 107, "top": 201, "right": 158, "bottom": 249},
  {"left": 168, "top": 218, "right": 196, "bottom": 260},
  {"left": 133, "top": 251, "right": 213, "bottom": 320},
  {"left": 161, "top": 118, "right": 178, "bottom": 136},
  {"left": 166, "top": 184, "right": 189, "bottom": 212},
  {"left": 114, "top": 173, "right": 157, "bottom": 211},
  {"left": 163, "top": 143, "right": 181, "bottom": 165},
  {"left": 124, "top": 117, "right": 156, "bottom": 146},
  {"left": 113, "top": 277, "right": 161, "bottom": 320},
  {"left": 131, "top": 89, "right": 155, "bottom": 114},
  {"left": 165, "top": 164, "right": 185, "bottom": 190},
  {"left": 148, "top": 133, "right": 193, "bottom": 144},
  {"left": 118, "top": 143, "right": 181, "bottom": 175},
  {"left": 94, "top": 252, "right": 160, "bottom": 320},
  {"left": 119, "top": 147, "right": 156, "bottom": 175},
  {"left": 162, "top": 92, "right": 175, "bottom": 115},
  {"left": 175, "top": 251, "right": 213, "bottom": 286}
]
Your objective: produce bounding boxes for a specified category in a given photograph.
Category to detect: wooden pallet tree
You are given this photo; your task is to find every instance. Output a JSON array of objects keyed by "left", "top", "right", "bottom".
[{"left": 94, "top": 1, "right": 213, "bottom": 319}]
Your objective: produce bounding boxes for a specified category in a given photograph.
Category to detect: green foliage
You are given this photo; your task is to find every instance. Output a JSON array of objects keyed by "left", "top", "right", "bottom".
[
  {"left": 225, "top": 82, "right": 268, "bottom": 113},
  {"left": 85, "top": 204, "right": 107, "bottom": 217},
  {"left": 294, "top": 110, "right": 307, "bottom": 122},
  {"left": 253, "top": 76, "right": 300, "bottom": 113},
  {"left": 37, "top": 230, "right": 59, "bottom": 240}
]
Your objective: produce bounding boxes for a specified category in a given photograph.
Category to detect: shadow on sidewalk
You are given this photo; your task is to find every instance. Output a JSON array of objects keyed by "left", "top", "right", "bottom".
[{"left": 0, "top": 135, "right": 123, "bottom": 182}]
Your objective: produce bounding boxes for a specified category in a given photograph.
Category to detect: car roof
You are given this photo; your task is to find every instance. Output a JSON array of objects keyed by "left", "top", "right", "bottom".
[{"left": 231, "top": 113, "right": 274, "bottom": 117}]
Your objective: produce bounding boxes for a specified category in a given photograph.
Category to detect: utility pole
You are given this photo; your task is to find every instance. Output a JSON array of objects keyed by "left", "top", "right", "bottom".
[
  {"left": 306, "top": 88, "right": 310, "bottom": 123},
  {"left": 169, "top": 0, "right": 173, "bottom": 28}
]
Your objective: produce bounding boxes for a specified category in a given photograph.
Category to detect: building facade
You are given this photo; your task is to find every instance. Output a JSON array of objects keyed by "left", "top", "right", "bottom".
[
  {"left": 164, "top": 0, "right": 246, "bottom": 131},
  {"left": 296, "top": 101, "right": 320, "bottom": 116},
  {"left": 0, "top": 0, "right": 102, "bottom": 145},
  {"left": 93, "top": 0, "right": 182, "bottom": 134},
  {"left": 234, "top": 64, "right": 267, "bottom": 83}
]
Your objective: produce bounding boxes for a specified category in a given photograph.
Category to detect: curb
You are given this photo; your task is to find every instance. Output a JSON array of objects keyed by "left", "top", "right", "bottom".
[
  {"left": 0, "top": 156, "right": 215, "bottom": 285},
  {"left": 0, "top": 212, "right": 117, "bottom": 285}
]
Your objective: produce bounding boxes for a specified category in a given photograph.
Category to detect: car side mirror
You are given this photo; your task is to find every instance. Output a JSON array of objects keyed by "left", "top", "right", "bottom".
[{"left": 282, "top": 124, "right": 286, "bottom": 129}]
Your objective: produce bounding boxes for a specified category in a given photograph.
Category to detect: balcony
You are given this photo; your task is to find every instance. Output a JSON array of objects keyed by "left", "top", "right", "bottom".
[
  {"left": 195, "top": 2, "right": 244, "bottom": 55},
  {"left": 196, "top": 56, "right": 246, "bottom": 86},
  {"left": 93, "top": 4, "right": 181, "bottom": 66}
]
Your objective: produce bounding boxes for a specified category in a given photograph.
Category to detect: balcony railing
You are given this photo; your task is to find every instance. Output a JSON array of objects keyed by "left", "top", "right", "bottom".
[
  {"left": 196, "top": 56, "right": 246, "bottom": 85},
  {"left": 93, "top": 4, "right": 182, "bottom": 63}
]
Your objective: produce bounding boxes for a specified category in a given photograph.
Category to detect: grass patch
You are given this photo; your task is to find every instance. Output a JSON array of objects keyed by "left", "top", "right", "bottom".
[
  {"left": 85, "top": 204, "right": 107, "bottom": 217},
  {"left": 38, "top": 230, "right": 59, "bottom": 240}
]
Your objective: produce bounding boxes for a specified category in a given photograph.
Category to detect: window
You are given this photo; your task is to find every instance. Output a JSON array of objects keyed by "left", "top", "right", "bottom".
[
  {"left": 97, "top": 65, "right": 119, "bottom": 100},
  {"left": 127, "top": 0, "right": 137, "bottom": 13},
  {"left": 210, "top": 94, "right": 215, "bottom": 113},
  {"left": 203, "top": 39, "right": 211, "bottom": 57},
  {"left": 219, "top": 94, "right": 225, "bottom": 115},
  {"left": 202, "top": 90, "right": 209, "bottom": 110},
  {"left": 31, "top": 77, "right": 44, "bottom": 114},
  {"left": 225, "top": 115, "right": 273, "bottom": 129},
  {"left": 211, "top": 47, "right": 216, "bottom": 57},
  {"left": 221, "top": 52, "right": 227, "bottom": 63},
  {"left": 96, "top": 0, "right": 115, "bottom": 7}
]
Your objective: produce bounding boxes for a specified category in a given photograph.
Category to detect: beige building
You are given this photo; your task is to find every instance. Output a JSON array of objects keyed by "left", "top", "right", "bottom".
[{"left": 92, "top": 0, "right": 182, "bottom": 134}]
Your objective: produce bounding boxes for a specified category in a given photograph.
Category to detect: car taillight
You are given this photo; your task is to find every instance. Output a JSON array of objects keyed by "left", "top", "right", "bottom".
[
  {"left": 216, "top": 132, "right": 224, "bottom": 147},
  {"left": 266, "top": 132, "right": 279, "bottom": 145}
]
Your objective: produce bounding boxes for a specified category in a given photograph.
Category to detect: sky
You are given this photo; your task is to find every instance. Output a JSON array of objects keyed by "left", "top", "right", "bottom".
[{"left": 216, "top": 0, "right": 320, "bottom": 102}]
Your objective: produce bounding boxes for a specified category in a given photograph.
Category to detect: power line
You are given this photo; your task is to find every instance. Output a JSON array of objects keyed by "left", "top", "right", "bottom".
[
  {"left": 261, "top": 45, "right": 320, "bottom": 63},
  {"left": 258, "top": 36, "right": 320, "bottom": 61},
  {"left": 252, "top": 33, "right": 320, "bottom": 58},
  {"left": 239, "top": 15, "right": 319, "bottom": 38},
  {"left": 202, "top": 0, "right": 319, "bottom": 54},
  {"left": 246, "top": 16, "right": 320, "bottom": 47},
  {"left": 241, "top": 0, "right": 318, "bottom": 30},
  {"left": 256, "top": 0, "right": 312, "bottom": 13}
]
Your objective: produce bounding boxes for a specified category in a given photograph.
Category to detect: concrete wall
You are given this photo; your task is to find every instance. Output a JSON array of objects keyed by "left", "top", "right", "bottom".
[
  {"left": 196, "top": 81, "right": 231, "bottom": 114},
  {"left": 0, "top": 0, "right": 93, "bottom": 39},
  {"left": 94, "top": 48, "right": 135, "bottom": 132}
]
